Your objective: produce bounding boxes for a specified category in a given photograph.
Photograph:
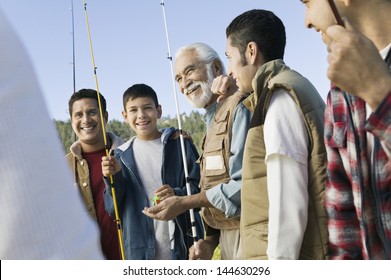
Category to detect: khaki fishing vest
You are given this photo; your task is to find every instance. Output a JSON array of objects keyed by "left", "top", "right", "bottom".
[
  {"left": 200, "top": 92, "right": 247, "bottom": 230},
  {"left": 66, "top": 151, "right": 97, "bottom": 220},
  {"left": 241, "top": 60, "right": 329, "bottom": 259}
]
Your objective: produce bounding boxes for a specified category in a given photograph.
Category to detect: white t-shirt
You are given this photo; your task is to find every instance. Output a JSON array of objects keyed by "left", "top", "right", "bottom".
[
  {"left": 264, "top": 88, "right": 309, "bottom": 260},
  {"left": 133, "top": 137, "right": 173, "bottom": 260}
]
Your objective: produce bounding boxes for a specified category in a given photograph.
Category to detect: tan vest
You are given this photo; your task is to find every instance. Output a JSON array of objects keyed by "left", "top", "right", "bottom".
[
  {"left": 200, "top": 92, "right": 247, "bottom": 230},
  {"left": 241, "top": 60, "right": 329, "bottom": 259},
  {"left": 65, "top": 132, "right": 123, "bottom": 221},
  {"left": 66, "top": 150, "right": 97, "bottom": 220}
]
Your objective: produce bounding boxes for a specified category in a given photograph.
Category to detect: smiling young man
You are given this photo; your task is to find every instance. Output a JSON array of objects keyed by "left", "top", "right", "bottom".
[
  {"left": 301, "top": 0, "right": 391, "bottom": 259},
  {"left": 225, "top": 9, "right": 328, "bottom": 259},
  {"left": 66, "top": 88, "right": 124, "bottom": 259}
]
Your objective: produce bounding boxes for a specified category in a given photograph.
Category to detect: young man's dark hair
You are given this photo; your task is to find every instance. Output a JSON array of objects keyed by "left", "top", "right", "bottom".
[
  {"left": 68, "top": 88, "right": 107, "bottom": 117},
  {"left": 226, "top": 9, "right": 286, "bottom": 65}
]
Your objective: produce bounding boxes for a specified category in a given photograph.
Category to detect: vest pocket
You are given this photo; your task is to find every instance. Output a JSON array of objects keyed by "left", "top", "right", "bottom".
[
  {"left": 242, "top": 222, "right": 268, "bottom": 259},
  {"left": 214, "top": 110, "right": 229, "bottom": 135},
  {"left": 203, "top": 139, "right": 227, "bottom": 176},
  {"left": 325, "top": 121, "right": 347, "bottom": 148}
]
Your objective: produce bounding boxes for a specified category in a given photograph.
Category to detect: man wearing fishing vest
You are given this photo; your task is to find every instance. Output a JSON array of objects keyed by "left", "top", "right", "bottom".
[
  {"left": 225, "top": 9, "right": 329, "bottom": 259},
  {"left": 66, "top": 89, "right": 124, "bottom": 260},
  {"left": 143, "top": 42, "right": 251, "bottom": 260}
]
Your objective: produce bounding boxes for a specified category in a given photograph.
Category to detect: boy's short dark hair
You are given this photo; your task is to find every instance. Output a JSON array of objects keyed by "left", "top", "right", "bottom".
[
  {"left": 123, "top": 84, "right": 159, "bottom": 110},
  {"left": 68, "top": 88, "right": 107, "bottom": 117}
]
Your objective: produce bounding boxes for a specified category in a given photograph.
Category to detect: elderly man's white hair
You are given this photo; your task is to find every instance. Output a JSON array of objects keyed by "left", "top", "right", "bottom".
[{"left": 175, "top": 42, "right": 226, "bottom": 75}]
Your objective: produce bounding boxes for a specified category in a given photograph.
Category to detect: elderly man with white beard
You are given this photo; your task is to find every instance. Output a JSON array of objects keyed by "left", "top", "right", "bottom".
[{"left": 143, "top": 42, "right": 251, "bottom": 260}]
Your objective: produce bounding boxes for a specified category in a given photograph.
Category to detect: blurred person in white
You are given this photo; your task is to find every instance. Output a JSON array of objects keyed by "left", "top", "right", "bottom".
[{"left": 0, "top": 8, "right": 103, "bottom": 259}]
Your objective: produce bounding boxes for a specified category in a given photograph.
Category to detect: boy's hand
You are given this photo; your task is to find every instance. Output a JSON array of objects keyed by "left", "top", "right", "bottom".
[{"left": 101, "top": 155, "right": 121, "bottom": 177}]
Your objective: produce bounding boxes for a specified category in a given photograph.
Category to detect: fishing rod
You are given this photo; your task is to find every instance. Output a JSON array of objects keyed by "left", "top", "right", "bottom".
[
  {"left": 160, "top": 0, "right": 198, "bottom": 247},
  {"left": 327, "top": 0, "right": 344, "bottom": 27},
  {"left": 70, "top": 0, "right": 78, "bottom": 146},
  {"left": 71, "top": 0, "right": 76, "bottom": 94},
  {"left": 82, "top": 0, "right": 125, "bottom": 260}
]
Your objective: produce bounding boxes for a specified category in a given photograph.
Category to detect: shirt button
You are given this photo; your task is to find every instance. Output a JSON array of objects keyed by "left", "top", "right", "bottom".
[
  {"left": 80, "top": 161, "right": 84, "bottom": 166},
  {"left": 83, "top": 182, "right": 88, "bottom": 187}
]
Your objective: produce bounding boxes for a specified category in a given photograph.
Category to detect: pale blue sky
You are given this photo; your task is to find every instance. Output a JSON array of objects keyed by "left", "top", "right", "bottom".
[{"left": 0, "top": 0, "right": 329, "bottom": 121}]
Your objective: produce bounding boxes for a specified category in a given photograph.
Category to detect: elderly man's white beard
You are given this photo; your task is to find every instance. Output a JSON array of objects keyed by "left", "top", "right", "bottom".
[{"left": 185, "top": 74, "right": 214, "bottom": 109}]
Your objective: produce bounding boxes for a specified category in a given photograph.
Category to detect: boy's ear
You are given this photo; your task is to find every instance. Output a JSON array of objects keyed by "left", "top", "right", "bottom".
[
  {"left": 157, "top": 105, "right": 162, "bottom": 118},
  {"left": 104, "top": 111, "right": 109, "bottom": 123},
  {"left": 122, "top": 110, "right": 128, "bottom": 123}
]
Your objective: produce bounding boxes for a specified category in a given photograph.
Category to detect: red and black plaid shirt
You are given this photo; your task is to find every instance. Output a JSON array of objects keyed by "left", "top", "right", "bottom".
[{"left": 324, "top": 86, "right": 391, "bottom": 259}]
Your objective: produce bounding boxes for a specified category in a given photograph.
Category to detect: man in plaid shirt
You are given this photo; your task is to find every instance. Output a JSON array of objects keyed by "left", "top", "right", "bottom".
[{"left": 301, "top": 0, "right": 391, "bottom": 259}]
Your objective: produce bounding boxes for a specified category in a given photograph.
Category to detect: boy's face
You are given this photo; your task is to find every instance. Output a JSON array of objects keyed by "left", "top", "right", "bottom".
[
  {"left": 71, "top": 98, "right": 107, "bottom": 152},
  {"left": 122, "top": 96, "right": 162, "bottom": 141}
]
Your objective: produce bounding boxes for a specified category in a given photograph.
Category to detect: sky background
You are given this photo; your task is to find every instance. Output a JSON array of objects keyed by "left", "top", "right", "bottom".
[{"left": 0, "top": 0, "right": 329, "bottom": 121}]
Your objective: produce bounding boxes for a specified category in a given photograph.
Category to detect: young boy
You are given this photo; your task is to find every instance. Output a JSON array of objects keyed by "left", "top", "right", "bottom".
[{"left": 102, "top": 83, "right": 203, "bottom": 260}]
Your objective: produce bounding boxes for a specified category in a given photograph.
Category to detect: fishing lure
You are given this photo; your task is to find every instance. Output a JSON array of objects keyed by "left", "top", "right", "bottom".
[{"left": 152, "top": 195, "right": 161, "bottom": 206}]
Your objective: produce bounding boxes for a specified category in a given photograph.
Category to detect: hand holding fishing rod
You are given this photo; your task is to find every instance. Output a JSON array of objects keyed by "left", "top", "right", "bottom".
[
  {"left": 325, "top": 0, "right": 390, "bottom": 107},
  {"left": 101, "top": 154, "right": 122, "bottom": 178}
]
